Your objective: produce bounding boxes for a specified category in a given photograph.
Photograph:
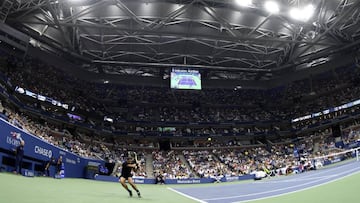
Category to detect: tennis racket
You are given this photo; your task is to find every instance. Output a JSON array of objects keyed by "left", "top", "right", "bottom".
[{"left": 128, "top": 151, "right": 140, "bottom": 171}]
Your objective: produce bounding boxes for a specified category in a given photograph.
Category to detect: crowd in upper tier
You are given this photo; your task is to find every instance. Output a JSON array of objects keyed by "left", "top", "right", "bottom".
[{"left": 1, "top": 53, "right": 360, "bottom": 134}]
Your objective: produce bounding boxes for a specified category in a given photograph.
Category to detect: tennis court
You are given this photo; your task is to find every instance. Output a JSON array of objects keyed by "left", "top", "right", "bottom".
[
  {"left": 170, "top": 160, "right": 360, "bottom": 203},
  {"left": 1, "top": 159, "right": 359, "bottom": 203}
]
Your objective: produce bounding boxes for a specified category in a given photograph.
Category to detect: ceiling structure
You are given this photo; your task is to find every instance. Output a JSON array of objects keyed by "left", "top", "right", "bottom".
[{"left": 2, "top": 0, "right": 360, "bottom": 80}]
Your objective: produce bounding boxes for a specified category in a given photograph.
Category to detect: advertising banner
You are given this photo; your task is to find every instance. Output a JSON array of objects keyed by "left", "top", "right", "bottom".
[{"left": 0, "top": 118, "right": 103, "bottom": 178}]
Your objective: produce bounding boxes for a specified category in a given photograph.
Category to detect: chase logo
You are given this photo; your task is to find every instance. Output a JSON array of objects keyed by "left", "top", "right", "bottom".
[{"left": 34, "top": 146, "right": 52, "bottom": 158}]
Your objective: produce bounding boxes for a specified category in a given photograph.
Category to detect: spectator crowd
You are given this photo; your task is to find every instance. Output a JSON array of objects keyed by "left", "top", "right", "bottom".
[{"left": 1, "top": 51, "right": 360, "bottom": 179}]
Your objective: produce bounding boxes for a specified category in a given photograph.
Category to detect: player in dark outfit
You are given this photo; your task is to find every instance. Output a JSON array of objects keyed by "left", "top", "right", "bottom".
[
  {"left": 119, "top": 157, "right": 141, "bottom": 198},
  {"left": 56, "top": 156, "right": 63, "bottom": 175},
  {"left": 14, "top": 140, "right": 25, "bottom": 174},
  {"left": 44, "top": 157, "right": 56, "bottom": 177}
]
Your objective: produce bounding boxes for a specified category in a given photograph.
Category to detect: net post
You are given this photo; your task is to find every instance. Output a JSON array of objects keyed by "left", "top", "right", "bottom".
[{"left": 357, "top": 148, "right": 359, "bottom": 162}]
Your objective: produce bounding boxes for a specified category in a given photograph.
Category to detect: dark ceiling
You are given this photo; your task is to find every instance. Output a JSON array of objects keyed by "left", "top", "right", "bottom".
[{"left": 2, "top": 0, "right": 360, "bottom": 80}]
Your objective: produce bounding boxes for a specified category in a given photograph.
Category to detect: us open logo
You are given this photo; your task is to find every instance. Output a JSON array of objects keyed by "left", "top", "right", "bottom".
[{"left": 6, "top": 136, "right": 20, "bottom": 146}]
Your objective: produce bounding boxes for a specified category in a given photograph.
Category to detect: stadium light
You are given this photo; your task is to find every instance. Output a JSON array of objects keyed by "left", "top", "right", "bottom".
[
  {"left": 264, "top": 1, "right": 280, "bottom": 14},
  {"left": 289, "top": 7, "right": 302, "bottom": 20},
  {"left": 304, "top": 4, "right": 315, "bottom": 20},
  {"left": 289, "top": 4, "right": 315, "bottom": 22},
  {"left": 235, "top": 0, "right": 252, "bottom": 7}
]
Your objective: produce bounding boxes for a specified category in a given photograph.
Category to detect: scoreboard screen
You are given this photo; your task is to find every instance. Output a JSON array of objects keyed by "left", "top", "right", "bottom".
[{"left": 170, "top": 69, "right": 201, "bottom": 90}]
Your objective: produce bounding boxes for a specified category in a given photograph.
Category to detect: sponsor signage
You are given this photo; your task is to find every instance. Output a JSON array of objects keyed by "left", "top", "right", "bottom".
[{"left": 0, "top": 118, "right": 104, "bottom": 178}]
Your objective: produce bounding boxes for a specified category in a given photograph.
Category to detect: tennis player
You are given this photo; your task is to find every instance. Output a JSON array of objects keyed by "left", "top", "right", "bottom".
[{"left": 119, "top": 157, "right": 141, "bottom": 198}]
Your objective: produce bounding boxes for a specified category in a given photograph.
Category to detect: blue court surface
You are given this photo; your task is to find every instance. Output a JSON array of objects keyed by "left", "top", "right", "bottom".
[
  {"left": 169, "top": 160, "right": 360, "bottom": 203},
  {"left": 178, "top": 77, "right": 197, "bottom": 86}
]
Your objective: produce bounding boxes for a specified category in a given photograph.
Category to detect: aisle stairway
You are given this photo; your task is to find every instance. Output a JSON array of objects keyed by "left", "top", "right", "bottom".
[
  {"left": 145, "top": 153, "right": 154, "bottom": 178},
  {"left": 178, "top": 152, "right": 197, "bottom": 178},
  {"left": 313, "top": 142, "right": 320, "bottom": 153}
]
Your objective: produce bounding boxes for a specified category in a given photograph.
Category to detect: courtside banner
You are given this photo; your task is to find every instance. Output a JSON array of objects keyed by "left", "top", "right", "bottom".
[
  {"left": 0, "top": 118, "right": 103, "bottom": 178},
  {"left": 222, "top": 174, "right": 255, "bottom": 182},
  {"left": 94, "top": 175, "right": 156, "bottom": 184},
  {"left": 94, "top": 175, "right": 214, "bottom": 184},
  {"left": 165, "top": 178, "right": 214, "bottom": 184}
]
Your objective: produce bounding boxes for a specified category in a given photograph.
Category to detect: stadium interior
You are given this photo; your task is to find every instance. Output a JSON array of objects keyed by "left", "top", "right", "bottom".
[{"left": 1, "top": 0, "right": 360, "bottom": 196}]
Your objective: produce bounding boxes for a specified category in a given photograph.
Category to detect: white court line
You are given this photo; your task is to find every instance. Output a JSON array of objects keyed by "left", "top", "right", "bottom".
[
  {"left": 167, "top": 187, "right": 208, "bottom": 203},
  {"left": 231, "top": 168, "right": 360, "bottom": 203},
  {"left": 293, "top": 161, "right": 358, "bottom": 178},
  {"left": 167, "top": 161, "right": 360, "bottom": 203},
  {"left": 204, "top": 166, "right": 360, "bottom": 201},
  {"left": 253, "top": 161, "right": 359, "bottom": 184},
  {"left": 253, "top": 174, "right": 339, "bottom": 184}
]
